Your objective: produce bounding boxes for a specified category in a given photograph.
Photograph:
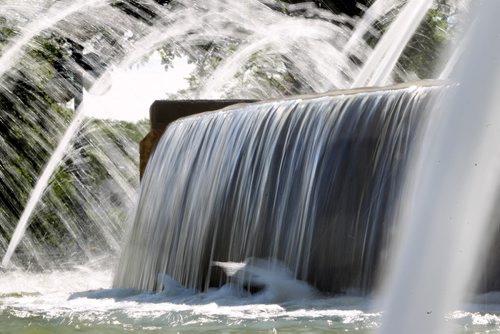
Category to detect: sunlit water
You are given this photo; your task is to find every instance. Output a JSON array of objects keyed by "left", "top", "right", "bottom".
[
  {"left": 0, "top": 0, "right": 485, "bottom": 333},
  {"left": 1, "top": 0, "right": 415, "bottom": 271},
  {"left": 3, "top": 267, "right": 500, "bottom": 333}
]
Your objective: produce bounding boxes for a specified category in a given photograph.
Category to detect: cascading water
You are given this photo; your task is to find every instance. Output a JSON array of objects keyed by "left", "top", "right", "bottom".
[{"left": 114, "top": 84, "right": 440, "bottom": 294}]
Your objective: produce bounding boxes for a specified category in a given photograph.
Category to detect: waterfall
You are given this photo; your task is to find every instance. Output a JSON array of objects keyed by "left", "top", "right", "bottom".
[{"left": 114, "top": 83, "right": 440, "bottom": 294}]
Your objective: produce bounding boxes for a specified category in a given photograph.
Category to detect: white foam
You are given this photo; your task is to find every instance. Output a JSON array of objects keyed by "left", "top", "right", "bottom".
[
  {"left": 3, "top": 267, "right": 500, "bottom": 332},
  {"left": 214, "top": 258, "right": 317, "bottom": 303},
  {"left": 0, "top": 266, "right": 376, "bottom": 331}
]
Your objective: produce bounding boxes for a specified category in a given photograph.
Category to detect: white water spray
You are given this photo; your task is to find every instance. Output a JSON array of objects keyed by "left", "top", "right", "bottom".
[
  {"left": 0, "top": 0, "right": 110, "bottom": 79},
  {"left": 341, "top": 0, "right": 400, "bottom": 56},
  {"left": 438, "top": 23, "right": 472, "bottom": 80},
  {"left": 1, "top": 109, "right": 87, "bottom": 267},
  {"left": 352, "top": 0, "right": 432, "bottom": 87},
  {"left": 1, "top": 0, "right": 432, "bottom": 267},
  {"left": 378, "top": 1, "right": 500, "bottom": 333}
]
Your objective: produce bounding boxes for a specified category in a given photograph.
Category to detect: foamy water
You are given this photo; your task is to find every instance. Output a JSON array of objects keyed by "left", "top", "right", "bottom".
[
  {"left": 0, "top": 267, "right": 377, "bottom": 333},
  {"left": 1, "top": 264, "right": 500, "bottom": 333}
]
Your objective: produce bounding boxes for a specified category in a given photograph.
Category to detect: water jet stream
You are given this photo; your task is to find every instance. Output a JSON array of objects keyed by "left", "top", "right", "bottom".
[
  {"left": 0, "top": 0, "right": 110, "bottom": 79},
  {"left": 1, "top": 109, "right": 87, "bottom": 267},
  {"left": 438, "top": 23, "right": 472, "bottom": 80},
  {"left": 0, "top": 52, "right": 143, "bottom": 266},
  {"left": 341, "top": 0, "right": 400, "bottom": 56},
  {"left": 378, "top": 1, "right": 500, "bottom": 333},
  {"left": 352, "top": 0, "right": 432, "bottom": 87}
]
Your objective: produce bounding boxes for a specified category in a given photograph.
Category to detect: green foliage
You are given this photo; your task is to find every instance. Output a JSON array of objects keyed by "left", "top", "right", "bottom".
[
  {"left": 0, "top": 16, "right": 17, "bottom": 53},
  {"left": 159, "top": 0, "right": 459, "bottom": 98},
  {"left": 23, "top": 118, "right": 147, "bottom": 264},
  {"left": 395, "top": 0, "right": 458, "bottom": 81},
  {"left": 0, "top": 17, "right": 147, "bottom": 266}
]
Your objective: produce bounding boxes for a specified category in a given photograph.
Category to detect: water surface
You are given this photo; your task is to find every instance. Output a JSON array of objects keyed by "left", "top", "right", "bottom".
[{"left": 1, "top": 267, "right": 500, "bottom": 333}]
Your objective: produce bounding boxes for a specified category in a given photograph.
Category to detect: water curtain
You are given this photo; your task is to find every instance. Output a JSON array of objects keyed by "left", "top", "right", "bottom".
[{"left": 115, "top": 84, "right": 439, "bottom": 294}]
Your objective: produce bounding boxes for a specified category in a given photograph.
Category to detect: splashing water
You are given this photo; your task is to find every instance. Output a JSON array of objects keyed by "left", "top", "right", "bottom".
[
  {"left": 1, "top": 0, "right": 425, "bottom": 269},
  {"left": 378, "top": 1, "right": 500, "bottom": 333},
  {"left": 2, "top": 0, "right": 492, "bottom": 333},
  {"left": 2, "top": 109, "right": 86, "bottom": 267},
  {"left": 0, "top": 0, "right": 110, "bottom": 79},
  {"left": 352, "top": 0, "right": 433, "bottom": 87}
]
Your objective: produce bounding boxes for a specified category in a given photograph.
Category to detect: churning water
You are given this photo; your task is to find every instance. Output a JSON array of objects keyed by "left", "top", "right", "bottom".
[{"left": 3, "top": 264, "right": 500, "bottom": 333}]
